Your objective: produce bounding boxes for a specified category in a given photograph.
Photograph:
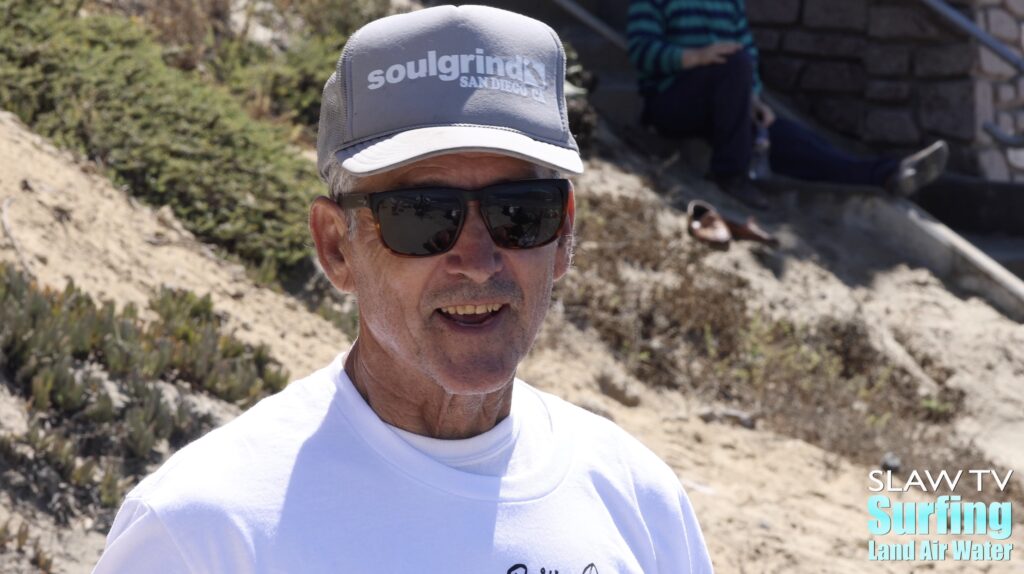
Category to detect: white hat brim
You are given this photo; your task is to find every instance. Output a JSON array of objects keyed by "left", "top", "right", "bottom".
[{"left": 336, "top": 125, "right": 584, "bottom": 176}]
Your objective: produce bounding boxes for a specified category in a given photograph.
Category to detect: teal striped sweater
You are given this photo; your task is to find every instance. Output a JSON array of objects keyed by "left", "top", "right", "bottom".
[{"left": 627, "top": 0, "right": 762, "bottom": 95}]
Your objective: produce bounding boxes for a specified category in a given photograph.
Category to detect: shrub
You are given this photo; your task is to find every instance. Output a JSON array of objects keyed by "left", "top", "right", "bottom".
[
  {"left": 563, "top": 42, "right": 598, "bottom": 154},
  {"left": 0, "top": 263, "right": 289, "bottom": 524},
  {"left": 88, "top": 0, "right": 234, "bottom": 70},
  {"left": 0, "top": 0, "right": 319, "bottom": 282},
  {"left": 270, "top": 0, "right": 392, "bottom": 40},
  {"left": 215, "top": 34, "right": 344, "bottom": 136},
  {"left": 96, "top": 0, "right": 392, "bottom": 137}
]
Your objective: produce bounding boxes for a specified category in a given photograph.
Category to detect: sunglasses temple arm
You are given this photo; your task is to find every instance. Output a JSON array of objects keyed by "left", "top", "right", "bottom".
[
  {"left": 563, "top": 187, "right": 575, "bottom": 236},
  {"left": 336, "top": 194, "right": 370, "bottom": 210}
]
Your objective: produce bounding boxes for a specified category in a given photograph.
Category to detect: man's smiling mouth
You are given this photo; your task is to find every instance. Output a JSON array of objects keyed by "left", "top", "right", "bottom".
[{"left": 437, "top": 303, "right": 506, "bottom": 326}]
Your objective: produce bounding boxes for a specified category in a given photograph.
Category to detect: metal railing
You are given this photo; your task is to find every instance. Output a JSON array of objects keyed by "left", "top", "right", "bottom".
[
  {"left": 918, "top": 0, "right": 1024, "bottom": 147},
  {"left": 920, "top": 0, "right": 1024, "bottom": 72},
  {"left": 549, "top": 0, "right": 627, "bottom": 51}
]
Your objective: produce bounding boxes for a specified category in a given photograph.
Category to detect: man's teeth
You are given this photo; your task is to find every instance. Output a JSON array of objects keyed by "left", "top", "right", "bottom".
[{"left": 441, "top": 304, "right": 502, "bottom": 315}]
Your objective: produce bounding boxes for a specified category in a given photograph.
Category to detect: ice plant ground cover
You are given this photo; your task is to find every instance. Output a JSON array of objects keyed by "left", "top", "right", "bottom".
[{"left": 0, "top": 263, "right": 287, "bottom": 540}]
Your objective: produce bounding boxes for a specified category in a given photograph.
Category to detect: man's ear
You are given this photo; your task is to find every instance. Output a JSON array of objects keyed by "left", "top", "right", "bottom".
[
  {"left": 309, "top": 197, "right": 357, "bottom": 292},
  {"left": 554, "top": 182, "right": 576, "bottom": 281}
]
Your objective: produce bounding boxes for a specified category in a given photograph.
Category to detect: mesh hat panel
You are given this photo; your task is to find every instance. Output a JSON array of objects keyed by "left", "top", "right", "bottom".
[{"left": 316, "top": 4, "right": 582, "bottom": 180}]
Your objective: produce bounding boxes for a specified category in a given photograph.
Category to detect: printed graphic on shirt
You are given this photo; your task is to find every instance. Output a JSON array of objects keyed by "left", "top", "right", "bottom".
[
  {"left": 366, "top": 49, "right": 548, "bottom": 103},
  {"left": 506, "top": 563, "right": 599, "bottom": 574}
]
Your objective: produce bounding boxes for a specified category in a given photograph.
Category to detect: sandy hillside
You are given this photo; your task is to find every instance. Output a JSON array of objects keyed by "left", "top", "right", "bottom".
[
  {"left": 1, "top": 109, "right": 1022, "bottom": 573},
  {"left": 574, "top": 139, "right": 1024, "bottom": 473},
  {"left": 0, "top": 111, "right": 347, "bottom": 380},
  {"left": 701, "top": 187, "right": 1024, "bottom": 471}
]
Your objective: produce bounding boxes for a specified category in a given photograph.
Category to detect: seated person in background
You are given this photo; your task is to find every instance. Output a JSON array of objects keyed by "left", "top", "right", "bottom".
[{"left": 627, "top": 0, "right": 948, "bottom": 210}]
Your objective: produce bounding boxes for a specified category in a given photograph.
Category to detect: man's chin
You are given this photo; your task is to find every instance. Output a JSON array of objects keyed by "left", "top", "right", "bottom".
[{"left": 432, "top": 354, "right": 519, "bottom": 396}]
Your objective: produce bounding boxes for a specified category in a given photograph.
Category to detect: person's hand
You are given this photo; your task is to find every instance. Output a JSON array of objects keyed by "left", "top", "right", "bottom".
[
  {"left": 681, "top": 42, "right": 742, "bottom": 69},
  {"left": 751, "top": 96, "right": 776, "bottom": 128}
]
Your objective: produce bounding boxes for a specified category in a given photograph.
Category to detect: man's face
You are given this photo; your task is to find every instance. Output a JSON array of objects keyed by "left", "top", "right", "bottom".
[{"left": 315, "top": 153, "right": 572, "bottom": 396}]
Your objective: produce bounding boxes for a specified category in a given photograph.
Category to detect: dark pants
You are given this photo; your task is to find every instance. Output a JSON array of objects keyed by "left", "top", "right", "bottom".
[{"left": 642, "top": 51, "right": 899, "bottom": 187}]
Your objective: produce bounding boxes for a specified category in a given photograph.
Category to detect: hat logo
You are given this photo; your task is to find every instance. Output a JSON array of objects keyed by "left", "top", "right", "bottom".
[{"left": 366, "top": 49, "right": 549, "bottom": 103}]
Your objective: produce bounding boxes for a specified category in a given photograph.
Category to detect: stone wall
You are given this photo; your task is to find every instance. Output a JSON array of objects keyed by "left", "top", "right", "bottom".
[
  {"left": 747, "top": 0, "right": 999, "bottom": 177},
  {"left": 974, "top": 0, "right": 1024, "bottom": 180}
]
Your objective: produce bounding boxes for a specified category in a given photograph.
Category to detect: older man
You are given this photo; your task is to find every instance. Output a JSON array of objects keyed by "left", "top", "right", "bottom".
[{"left": 94, "top": 5, "right": 712, "bottom": 572}]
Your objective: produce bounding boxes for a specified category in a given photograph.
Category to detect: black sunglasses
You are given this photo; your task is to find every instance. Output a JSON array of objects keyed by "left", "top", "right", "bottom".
[{"left": 337, "top": 179, "right": 570, "bottom": 257}]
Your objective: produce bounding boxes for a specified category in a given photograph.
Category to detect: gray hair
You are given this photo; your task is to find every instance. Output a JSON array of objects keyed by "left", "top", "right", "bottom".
[
  {"left": 324, "top": 157, "right": 361, "bottom": 237},
  {"left": 323, "top": 156, "right": 573, "bottom": 255},
  {"left": 324, "top": 157, "right": 360, "bottom": 202}
]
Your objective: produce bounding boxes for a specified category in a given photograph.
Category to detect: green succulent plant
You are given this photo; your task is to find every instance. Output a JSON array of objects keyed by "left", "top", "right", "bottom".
[{"left": 0, "top": 263, "right": 290, "bottom": 525}]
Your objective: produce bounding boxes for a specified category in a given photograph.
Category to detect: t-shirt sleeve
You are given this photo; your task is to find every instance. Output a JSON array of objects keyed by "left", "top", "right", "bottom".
[
  {"left": 632, "top": 445, "right": 713, "bottom": 573},
  {"left": 93, "top": 498, "right": 193, "bottom": 574},
  {"left": 655, "top": 486, "right": 714, "bottom": 573}
]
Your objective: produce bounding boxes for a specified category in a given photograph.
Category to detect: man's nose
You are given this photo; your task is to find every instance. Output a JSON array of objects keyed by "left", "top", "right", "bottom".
[{"left": 444, "top": 201, "right": 503, "bottom": 282}]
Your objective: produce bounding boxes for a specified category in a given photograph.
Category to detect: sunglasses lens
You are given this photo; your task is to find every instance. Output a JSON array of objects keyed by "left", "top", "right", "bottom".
[
  {"left": 374, "top": 192, "right": 463, "bottom": 256},
  {"left": 482, "top": 183, "right": 566, "bottom": 249},
  {"left": 365, "top": 181, "right": 567, "bottom": 257}
]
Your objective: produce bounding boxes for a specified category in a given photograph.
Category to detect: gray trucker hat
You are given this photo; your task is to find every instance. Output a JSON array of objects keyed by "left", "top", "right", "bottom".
[{"left": 316, "top": 4, "right": 584, "bottom": 180}]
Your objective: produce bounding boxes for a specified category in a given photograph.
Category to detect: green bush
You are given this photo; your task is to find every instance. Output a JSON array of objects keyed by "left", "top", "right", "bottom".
[
  {"left": 215, "top": 34, "right": 344, "bottom": 134},
  {"left": 264, "top": 0, "right": 391, "bottom": 128},
  {"left": 271, "top": 0, "right": 391, "bottom": 40},
  {"left": 206, "top": 0, "right": 392, "bottom": 136},
  {"left": 0, "top": 0, "right": 319, "bottom": 282},
  {"left": 0, "top": 265, "right": 288, "bottom": 411},
  {"left": 0, "top": 262, "right": 289, "bottom": 522},
  {"left": 96, "top": 0, "right": 391, "bottom": 137}
]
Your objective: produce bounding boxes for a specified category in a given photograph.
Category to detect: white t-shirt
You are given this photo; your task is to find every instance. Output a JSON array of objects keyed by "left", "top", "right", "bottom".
[
  {"left": 94, "top": 352, "right": 713, "bottom": 573},
  {"left": 384, "top": 378, "right": 548, "bottom": 477},
  {"left": 388, "top": 416, "right": 520, "bottom": 475}
]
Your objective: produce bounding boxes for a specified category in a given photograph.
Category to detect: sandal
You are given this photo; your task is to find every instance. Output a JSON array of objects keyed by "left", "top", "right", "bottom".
[
  {"left": 687, "top": 200, "right": 731, "bottom": 250},
  {"left": 687, "top": 199, "right": 779, "bottom": 249},
  {"left": 725, "top": 216, "right": 779, "bottom": 248}
]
